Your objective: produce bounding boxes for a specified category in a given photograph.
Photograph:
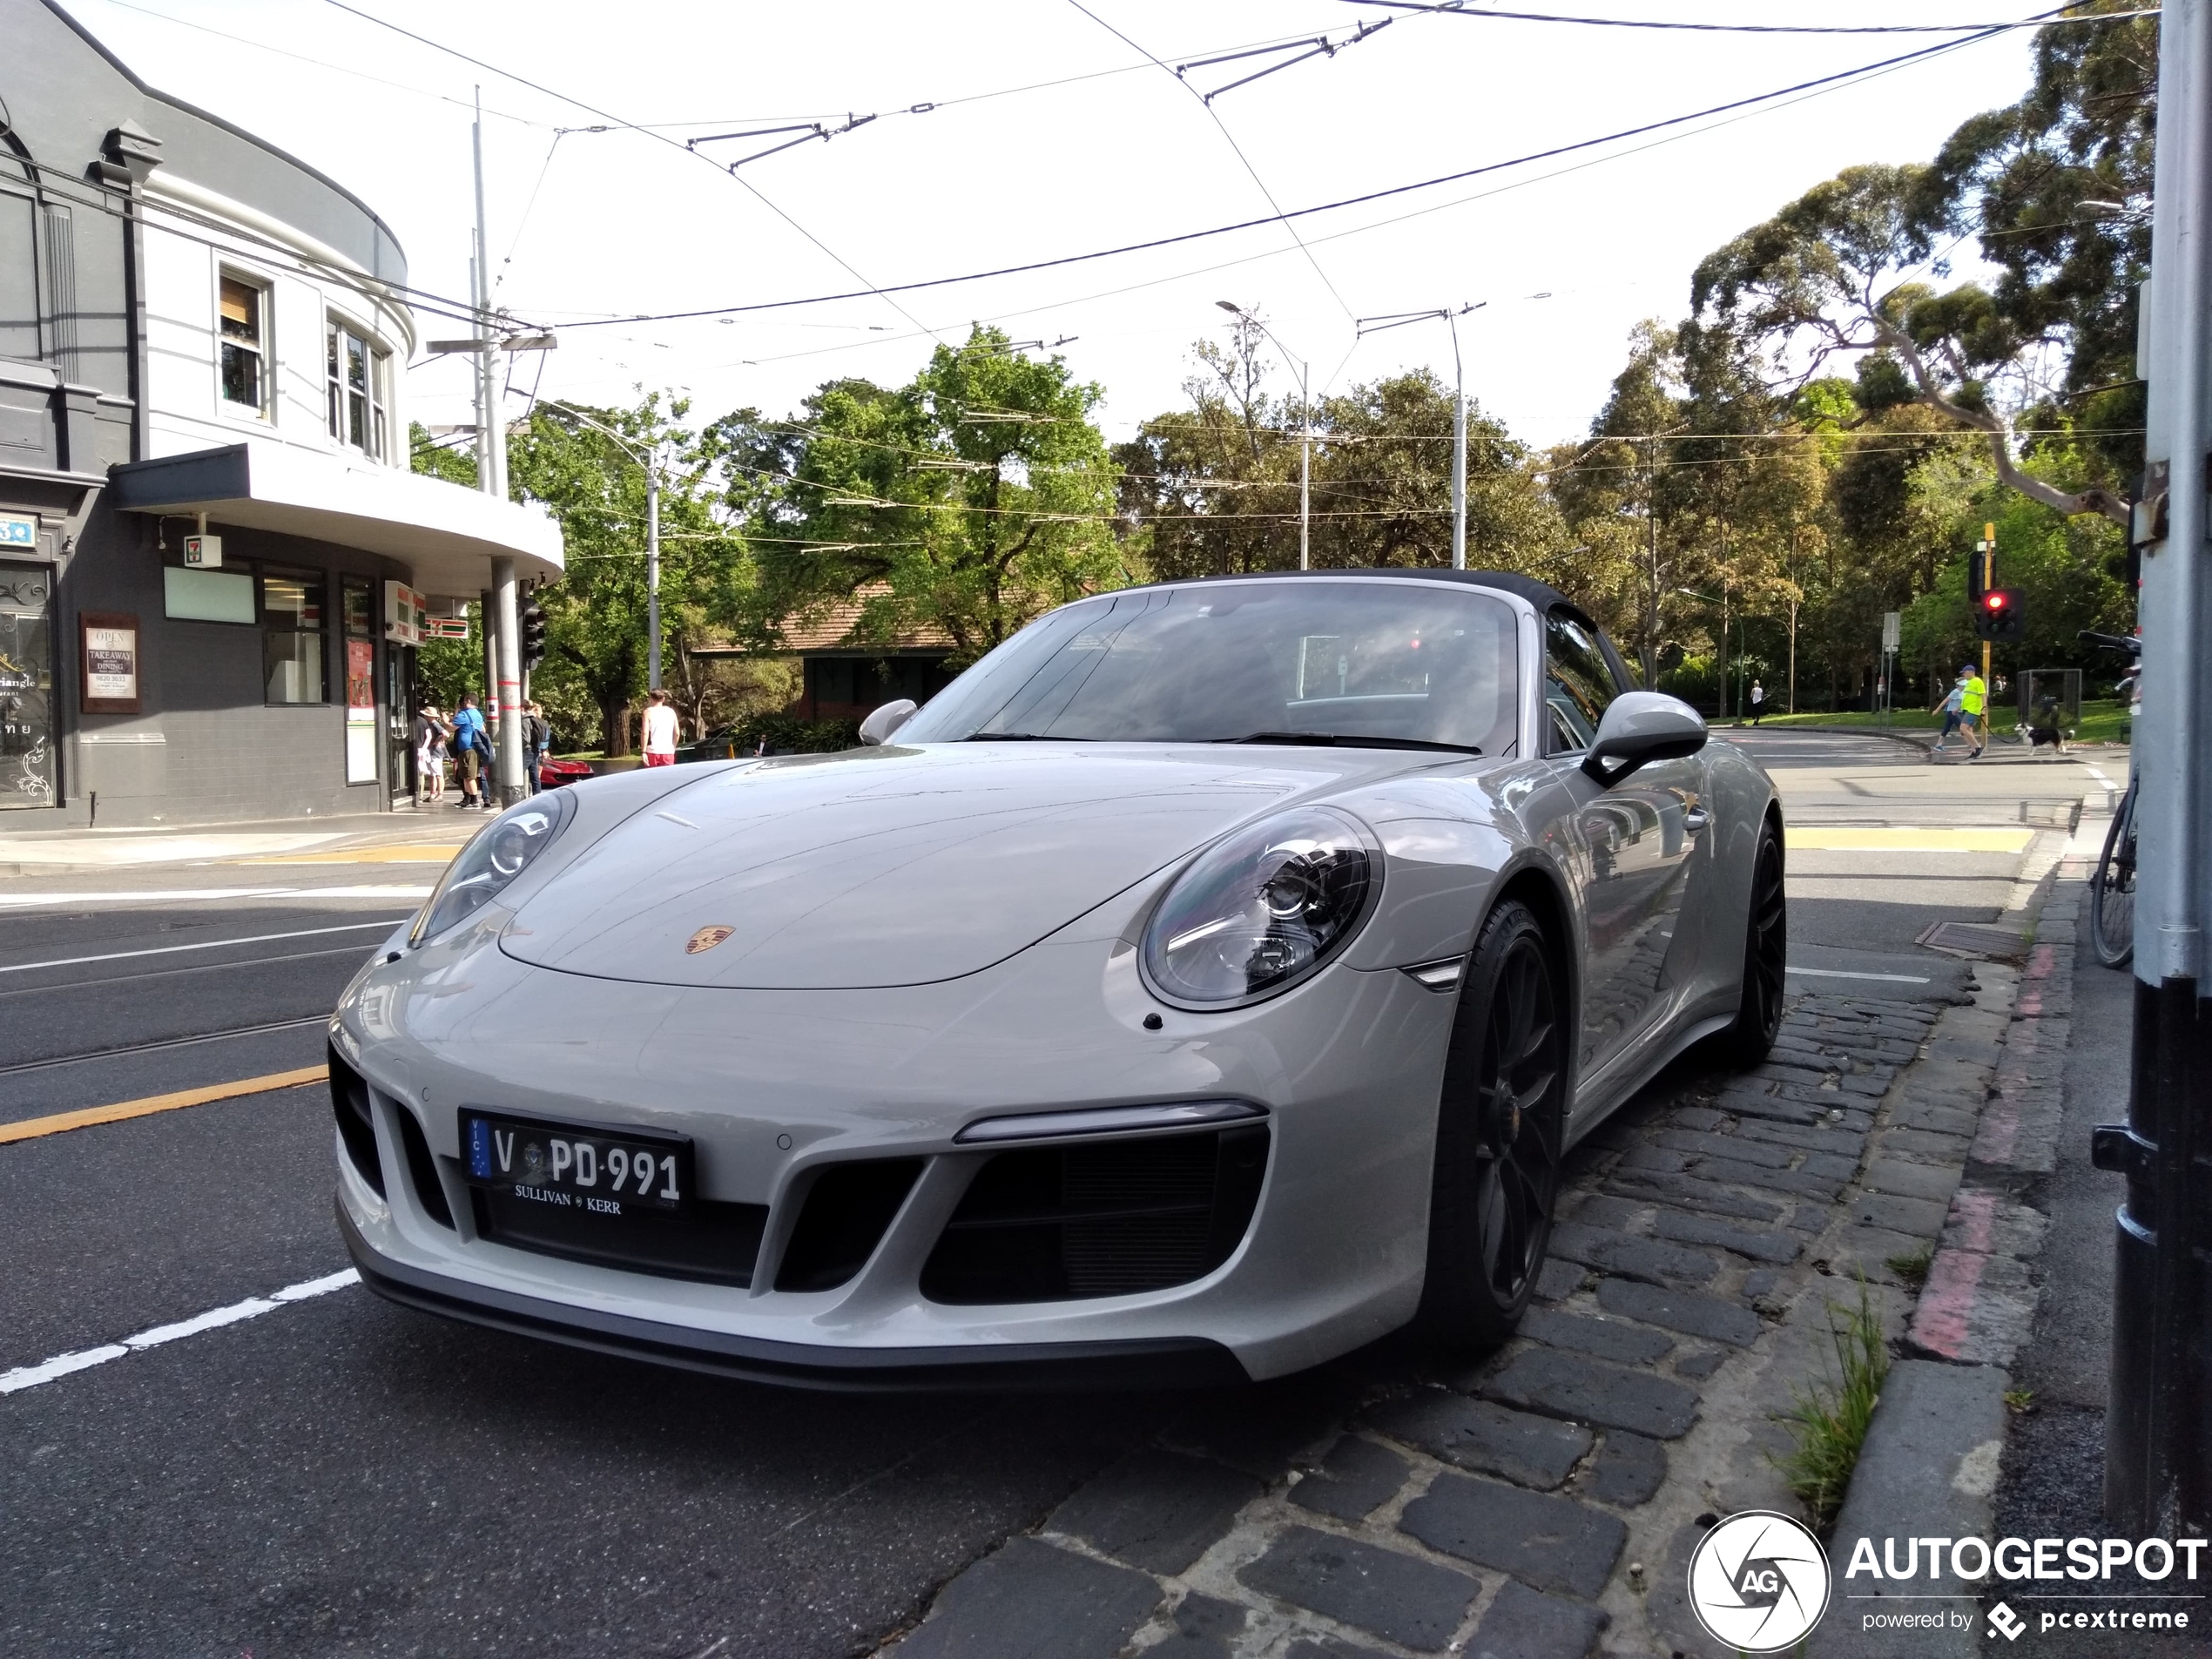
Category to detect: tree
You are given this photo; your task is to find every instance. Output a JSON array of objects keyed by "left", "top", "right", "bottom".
[
  {"left": 508, "top": 395, "right": 754, "bottom": 754},
  {"left": 1689, "top": 163, "right": 2129, "bottom": 526},
  {"left": 1116, "top": 318, "right": 1567, "bottom": 583},
  {"left": 1925, "top": 0, "right": 2155, "bottom": 488},
  {"left": 718, "top": 327, "right": 1126, "bottom": 665}
]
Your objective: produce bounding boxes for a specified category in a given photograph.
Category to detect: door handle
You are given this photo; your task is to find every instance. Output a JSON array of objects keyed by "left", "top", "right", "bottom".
[{"left": 1683, "top": 808, "right": 1710, "bottom": 833}]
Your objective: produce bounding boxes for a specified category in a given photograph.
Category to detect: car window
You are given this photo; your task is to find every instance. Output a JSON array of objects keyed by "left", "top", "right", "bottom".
[
  {"left": 899, "top": 580, "right": 1521, "bottom": 755},
  {"left": 1545, "top": 610, "right": 1621, "bottom": 755}
]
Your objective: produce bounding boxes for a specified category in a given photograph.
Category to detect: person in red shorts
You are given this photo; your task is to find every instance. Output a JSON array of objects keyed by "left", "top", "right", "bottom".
[{"left": 641, "top": 688, "right": 679, "bottom": 767}]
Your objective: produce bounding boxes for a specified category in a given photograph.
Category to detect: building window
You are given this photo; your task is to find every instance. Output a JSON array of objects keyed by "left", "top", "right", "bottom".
[
  {"left": 327, "top": 316, "right": 389, "bottom": 460},
  {"left": 219, "top": 274, "right": 269, "bottom": 415},
  {"left": 262, "top": 570, "right": 327, "bottom": 704}
]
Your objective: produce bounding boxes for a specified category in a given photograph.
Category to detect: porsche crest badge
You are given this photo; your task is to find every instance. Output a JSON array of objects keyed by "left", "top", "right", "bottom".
[{"left": 685, "top": 925, "right": 735, "bottom": 955}]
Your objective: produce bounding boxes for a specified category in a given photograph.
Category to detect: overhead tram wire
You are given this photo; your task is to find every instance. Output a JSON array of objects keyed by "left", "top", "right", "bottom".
[
  {"left": 1063, "top": 0, "right": 1361, "bottom": 326},
  {"left": 1339, "top": 1, "right": 2161, "bottom": 32},
  {"left": 558, "top": 10, "right": 2074, "bottom": 333},
  {"left": 317, "top": 0, "right": 946, "bottom": 346}
]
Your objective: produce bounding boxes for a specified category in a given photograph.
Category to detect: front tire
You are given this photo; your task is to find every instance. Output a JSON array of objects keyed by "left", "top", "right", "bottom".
[
  {"left": 2091, "top": 787, "right": 2137, "bottom": 969},
  {"left": 1418, "top": 900, "right": 1566, "bottom": 1353},
  {"left": 1720, "top": 817, "right": 1787, "bottom": 1066}
]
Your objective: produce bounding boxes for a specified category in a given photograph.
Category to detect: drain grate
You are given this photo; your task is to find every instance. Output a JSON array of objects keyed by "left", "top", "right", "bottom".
[{"left": 1917, "top": 920, "right": 2032, "bottom": 962}]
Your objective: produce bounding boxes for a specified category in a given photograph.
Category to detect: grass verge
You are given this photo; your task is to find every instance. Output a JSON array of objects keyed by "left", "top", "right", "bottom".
[{"left": 1776, "top": 1280, "right": 1892, "bottom": 1533}]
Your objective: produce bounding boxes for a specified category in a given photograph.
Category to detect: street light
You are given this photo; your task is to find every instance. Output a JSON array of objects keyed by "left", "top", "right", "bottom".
[
  {"left": 1355, "top": 302, "right": 1487, "bottom": 569},
  {"left": 543, "top": 400, "right": 663, "bottom": 692},
  {"left": 1218, "top": 300, "right": 1312, "bottom": 570}
]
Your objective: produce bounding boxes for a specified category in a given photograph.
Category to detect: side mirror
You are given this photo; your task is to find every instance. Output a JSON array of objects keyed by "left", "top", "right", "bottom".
[
  {"left": 1581, "top": 691, "right": 1707, "bottom": 786},
  {"left": 858, "top": 698, "right": 918, "bottom": 746}
]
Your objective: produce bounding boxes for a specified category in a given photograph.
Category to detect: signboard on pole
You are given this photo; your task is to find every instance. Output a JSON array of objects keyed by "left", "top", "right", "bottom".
[
  {"left": 1881, "top": 611, "right": 1901, "bottom": 651},
  {"left": 383, "top": 581, "right": 426, "bottom": 646},
  {"left": 181, "top": 533, "right": 222, "bottom": 568}
]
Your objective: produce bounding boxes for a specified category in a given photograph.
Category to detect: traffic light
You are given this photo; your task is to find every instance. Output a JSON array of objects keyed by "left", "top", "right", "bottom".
[
  {"left": 1974, "top": 587, "right": 2026, "bottom": 642},
  {"left": 521, "top": 601, "right": 546, "bottom": 668}
]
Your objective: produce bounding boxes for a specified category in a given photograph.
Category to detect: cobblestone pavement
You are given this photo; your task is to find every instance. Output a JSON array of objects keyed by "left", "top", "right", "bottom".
[{"left": 880, "top": 947, "right": 2040, "bottom": 1658}]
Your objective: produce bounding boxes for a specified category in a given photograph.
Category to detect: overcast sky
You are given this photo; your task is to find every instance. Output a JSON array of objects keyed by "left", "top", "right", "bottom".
[{"left": 65, "top": 0, "right": 2045, "bottom": 448}]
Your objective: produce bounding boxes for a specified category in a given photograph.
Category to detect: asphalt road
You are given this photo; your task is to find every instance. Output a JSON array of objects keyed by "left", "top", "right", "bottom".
[{"left": 0, "top": 734, "right": 2113, "bottom": 1657}]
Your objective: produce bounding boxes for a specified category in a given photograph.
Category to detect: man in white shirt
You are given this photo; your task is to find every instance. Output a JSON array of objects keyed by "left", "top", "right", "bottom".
[
  {"left": 1748, "top": 681, "right": 1764, "bottom": 725},
  {"left": 641, "top": 689, "right": 680, "bottom": 767}
]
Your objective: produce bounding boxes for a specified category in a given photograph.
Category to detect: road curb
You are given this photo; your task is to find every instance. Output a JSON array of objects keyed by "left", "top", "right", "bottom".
[{"left": 1811, "top": 855, "right": 2080, "bottom": 1657}]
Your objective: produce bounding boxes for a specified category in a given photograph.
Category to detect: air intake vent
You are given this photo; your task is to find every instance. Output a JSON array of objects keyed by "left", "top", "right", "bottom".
[
  {"left": 328, "top": 1046, "right": 383, "bottom": 1197},
  {"left": 921, "top": 1124, "right": 1268, "bottom": 1305},
  {"left": 775, "top": 1158, "right": 924, "bottom": 1292},
  {"left": 395, "top": 1105, "right": 455, "bottom": 1229}
]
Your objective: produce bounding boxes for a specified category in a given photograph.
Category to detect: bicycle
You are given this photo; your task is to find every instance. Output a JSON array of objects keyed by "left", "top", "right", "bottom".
[{"left": 2080, "top": 630, "right": 2141, "bottom": 968}]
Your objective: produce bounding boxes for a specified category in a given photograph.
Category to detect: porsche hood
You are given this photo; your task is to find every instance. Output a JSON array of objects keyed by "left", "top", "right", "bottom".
[{"left": 499, "top": 743, "right": 1417, "bottom": 990}]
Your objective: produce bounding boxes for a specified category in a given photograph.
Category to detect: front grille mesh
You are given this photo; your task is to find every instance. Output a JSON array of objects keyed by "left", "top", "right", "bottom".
[{"left": 921, "top": 1124, "right": 1268, "bottom": 1305}]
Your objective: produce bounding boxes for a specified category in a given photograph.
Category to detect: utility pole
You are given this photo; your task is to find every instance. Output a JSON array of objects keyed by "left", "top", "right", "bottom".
[
  {"left": 1354, "top": 303, "right": 1484, "bottom": 570},
  {"left": 472, "top": 87, "right": 525, "bottom": 806},
  {"left": 2101, "top": 0, "right": 2212, "bottom": 1538},
  {"left": 647, "top": 461, "right": 662, "bottom": 690},
  {"left": 1978, "top": 520, "right": 1996, "bottom": 694}
]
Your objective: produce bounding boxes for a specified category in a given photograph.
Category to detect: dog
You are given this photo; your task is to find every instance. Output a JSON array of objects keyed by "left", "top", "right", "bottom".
[{"left": 2019, "top": 698, "right": 2072, "bottom": 758}]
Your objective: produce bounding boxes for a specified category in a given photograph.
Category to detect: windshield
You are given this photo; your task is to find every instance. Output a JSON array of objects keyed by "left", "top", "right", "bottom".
[{"left": 899, "top": 579, "right": 1521, "bottom": 753}]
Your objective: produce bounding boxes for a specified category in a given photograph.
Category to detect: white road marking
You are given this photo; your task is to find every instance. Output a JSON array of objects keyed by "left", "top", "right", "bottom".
[
  {"left": 0, "top": 919, "right": 411, "bottom": 975},
  {"left": 0, "top": 1268, "right": 359, "bottom": 1396},
  {"left": 1787, "top": 966, "right": 1932, "bottom": 984},
  {"left": 0, "top": 886, "right": 433, "bottom": 909}
]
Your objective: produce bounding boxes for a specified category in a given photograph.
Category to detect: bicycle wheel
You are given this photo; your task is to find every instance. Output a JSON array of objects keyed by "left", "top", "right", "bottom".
[{"left": 2091, "top": 784, "right": 2137, "bottom": 968}]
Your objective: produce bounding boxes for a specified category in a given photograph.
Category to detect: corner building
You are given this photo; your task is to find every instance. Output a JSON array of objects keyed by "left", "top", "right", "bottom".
[{"left": 0, "top": 0, "right": 562, "bottom": 826}]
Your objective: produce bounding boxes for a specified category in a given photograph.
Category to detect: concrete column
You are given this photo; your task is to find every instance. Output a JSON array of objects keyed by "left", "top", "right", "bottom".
[{"left": 491, "top": 557, "right": 525, "bottom": 806}]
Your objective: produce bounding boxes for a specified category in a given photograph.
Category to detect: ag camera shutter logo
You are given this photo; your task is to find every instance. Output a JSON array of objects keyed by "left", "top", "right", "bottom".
[{"left": 1688, "top": 1510, "right": 1831, "bottom": 1651}]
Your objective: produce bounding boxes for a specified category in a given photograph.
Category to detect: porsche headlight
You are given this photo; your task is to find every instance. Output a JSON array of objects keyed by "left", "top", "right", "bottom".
[
  {"left": 411, "top": 792, "right": 573, "bottom": 946},
  {"left": 1141, "top": 807, "right": 1379, "bottom": 1008}
]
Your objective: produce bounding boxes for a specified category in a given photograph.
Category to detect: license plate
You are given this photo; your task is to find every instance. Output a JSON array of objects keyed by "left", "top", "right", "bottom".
[{"left": 459, "top": 1109, "right": 692, "bottom": 1216}]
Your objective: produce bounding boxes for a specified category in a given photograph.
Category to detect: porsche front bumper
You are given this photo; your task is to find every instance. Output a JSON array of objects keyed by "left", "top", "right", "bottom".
[{"left": 333, "top": 902, "right": 1463, "bottom": 1386}]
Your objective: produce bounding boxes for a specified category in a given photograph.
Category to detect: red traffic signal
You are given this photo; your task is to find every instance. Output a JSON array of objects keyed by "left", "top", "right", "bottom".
[{"left": 1974, "top": 587, "right": 2026, "bottom": 642}]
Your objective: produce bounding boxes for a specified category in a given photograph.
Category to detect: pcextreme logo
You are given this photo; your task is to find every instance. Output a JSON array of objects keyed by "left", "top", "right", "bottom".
[{"left": 1687, "top": 1511, "right": 1831, "bottom": 1652}]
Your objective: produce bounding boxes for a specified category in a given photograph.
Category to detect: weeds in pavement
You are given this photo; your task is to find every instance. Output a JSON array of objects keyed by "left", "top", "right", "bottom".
[
  {"left": 2004, "top": 1388, "right": 2036, "bottom": 1414},
  {"left": 1885, "top": 1247, "right": 1932, "bottom": 1290},
  {"left": 1775, "top": 1279, "right": 1891, "bottom": 1533}
]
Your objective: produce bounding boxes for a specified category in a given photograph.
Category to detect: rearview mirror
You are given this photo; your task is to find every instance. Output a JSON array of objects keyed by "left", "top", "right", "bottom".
[
  {"left": 1581, "top": 691, "right": 1706, "bottom": 786},
  {"left": 858, "top": 698, "right": 918, "bottom": 745}
]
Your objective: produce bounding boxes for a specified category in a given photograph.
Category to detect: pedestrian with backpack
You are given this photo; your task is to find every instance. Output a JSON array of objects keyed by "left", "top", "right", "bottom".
[{"left": 451, "top": 693, "right": 489, "bottom": 808}]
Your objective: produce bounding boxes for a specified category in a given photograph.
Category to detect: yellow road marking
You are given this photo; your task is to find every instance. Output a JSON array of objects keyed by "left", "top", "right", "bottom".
[
  {"left": 1785, "top": 826, "right": 2035, "bottom": 853},
  {"left": 238, "top": 843, "right": 465, "bottom": 865},
  {"left": 0, "top": 1066, "right": 327, "bottom": 1145}
]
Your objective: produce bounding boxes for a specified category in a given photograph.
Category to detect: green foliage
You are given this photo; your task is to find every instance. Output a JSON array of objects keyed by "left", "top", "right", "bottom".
[
  {"left": 509, "top": 395, "right": 755, "bottom": 755},
  {"left": 718, "top": 326, "right": 1126, "bottom": 666},
  {"left": 1117, "top": 320, "right": 1564, "bottom": 583}
]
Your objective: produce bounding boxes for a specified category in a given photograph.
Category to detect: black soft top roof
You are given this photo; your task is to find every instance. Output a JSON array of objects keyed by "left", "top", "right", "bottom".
[{"left": 1139, "top": 565, "right": 1590, "bottom": 624}]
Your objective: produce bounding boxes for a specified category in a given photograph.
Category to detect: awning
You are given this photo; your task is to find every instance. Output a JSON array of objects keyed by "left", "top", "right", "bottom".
[{"left": 108, "top": 442, "right": 563, "bottom": 597}]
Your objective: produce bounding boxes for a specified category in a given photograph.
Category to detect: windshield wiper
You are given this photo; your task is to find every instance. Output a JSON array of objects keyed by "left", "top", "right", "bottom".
[
  {"left": 963, "top": 732, "right": 1095, "bottom": 741},
  {"left": 1215, "top": 732, "right": 1481, "bottom": 755}
]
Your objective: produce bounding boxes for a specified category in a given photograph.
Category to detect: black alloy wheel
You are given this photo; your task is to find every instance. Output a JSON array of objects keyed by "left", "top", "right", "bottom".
[
  {"left": 1419, "top": 900, "right": 1566, "bottom": 1352},
  {"left": 1722, "top": 819, "right": 1788, "bottom": 1065}
]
